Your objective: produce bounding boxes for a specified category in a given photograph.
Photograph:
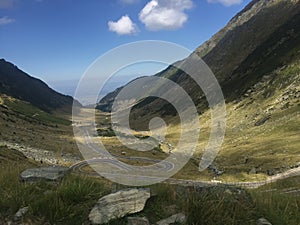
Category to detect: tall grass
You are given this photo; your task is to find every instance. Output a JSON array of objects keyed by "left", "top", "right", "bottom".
[
  {"left": 250, "top": 176, "right": 300, "bottom": 225},
  {"left": 0, "top": 158, "right": 110, "bottom": 225}
]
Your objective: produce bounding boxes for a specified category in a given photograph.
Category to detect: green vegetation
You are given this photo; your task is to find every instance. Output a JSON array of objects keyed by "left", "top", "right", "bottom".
[
  {"left": 1, "top": 145, "right": 300, "bottom": 225},
  {"left": 0, "top": 95, "right": 79, "bottom": 155},
  {"left": 0, "top": 59, "right": 77, "bottom": 113},
  {"left": 0, "top": 148, "right": 110, "bottom": 224},
  {"left": 250, "top": 176, "right": 300, "bottom": 225},
  {"left": 3, "top": 97, "right": 71, "bottom": 126},
  {"left": 97, "top": 127, "right": 116, "bottom": 137}
]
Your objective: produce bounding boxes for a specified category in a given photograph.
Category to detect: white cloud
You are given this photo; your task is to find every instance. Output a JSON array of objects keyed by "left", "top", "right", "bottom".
[
  {"left": 0, "top": 16, "right": 15, "bottom": 25},
  {"left": 139, "top": 0, "right": 193, "bottom": 31},
  {"left": 207, "top": 0, "right": 242, "bottom": 7},
  {"left": 108, "top": 15, "right": 139, "bottom": 35},
  {"left": 119, "top": 0, "right": 140, "bottom": 4}
]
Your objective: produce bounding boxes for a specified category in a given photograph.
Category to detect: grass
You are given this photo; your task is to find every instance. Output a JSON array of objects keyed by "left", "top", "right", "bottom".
[
  {"left": 1, "top": 145, "right": 300, "bottom": 225},
  {"left": 2, "top": 96, "right": 71, "bottom": 126},
  {"left": 0, "top": 95, "right": 80, "bottom": 155},
  {"left": 0, "top": 148, "right": 111, "bottom": 224},
  {"left": 250, "top": 176, "right": 300, "bottom": 225},
  {"left": 96, "top": 183, "right": 259, "bottom": 225}
]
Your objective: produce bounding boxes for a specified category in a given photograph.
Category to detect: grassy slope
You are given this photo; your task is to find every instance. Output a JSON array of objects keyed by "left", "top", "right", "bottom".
[
  {"left": 0, "top": 145, "right": 110, "bottom": 225},
  {"left": 0, "top": 146, "right": 258, "bottom": 225},
  {"left": 0, "top": 95, "right": 79, "bottom": 155},
  {"left": 172, "top": 57, "right": 300, "bottom": 181},
  {"left": 1, "top": 146, "right": 299, "bottom": 225},
  {"left": 250, "top": 176, "right": 300, "bottom": 225}
]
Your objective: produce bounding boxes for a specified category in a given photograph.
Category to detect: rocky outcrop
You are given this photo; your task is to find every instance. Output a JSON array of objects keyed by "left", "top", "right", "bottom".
[
  {"left": 13, "top": 206, "right": 29, "bottom": 222},
  {"left": 257, "top": 217, "right": 273, "bottom": 225},
  {"left": 127, "top": 217, "right": 150, "bottom": 225},
  {"left": 89, "top": 188, "right": 151, "bottom": 224},
  {"left": 156, "top": 213, "right": 186, "bottom": 225},
  {"left": 20, "top": 166, "right": 69, "bottom": 182}
]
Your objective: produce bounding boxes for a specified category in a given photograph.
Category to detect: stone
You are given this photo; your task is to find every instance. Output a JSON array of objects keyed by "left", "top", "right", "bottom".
[
  {"left": 156, "top": 213, "right": 186, "bottom": 225},
  {"left": 249, "top": 167, "right": 257, "bottom": 175},
  {"left": 257, "top": 218, "right": 272, "bottom": 225},
  {"left": 20, "top": 166, "right": 69, "bottom": 182},
  {"left": 13, "top": 206, "right": 29, "bottom": 222},
  {"left": 127, "top": 217, "right": 150, "bottom": 225},
  {"left": 224, "top": 189, "right": 233, "bottom": 195},
  {"left": 255, "top": 116, "right": 270, "bottom": 126},
  {"left": 89, "top": 188, "right": 151, "bottom": 224}
]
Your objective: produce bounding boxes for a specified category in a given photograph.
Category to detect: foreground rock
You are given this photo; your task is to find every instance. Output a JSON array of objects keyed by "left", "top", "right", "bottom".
[
  {"left": 127, "top": 217, "right": 150, "bottom": 225},
  {"left": 257, "top": 218, "right": 272, "bottom": 225},
  {"left": 13, "top": 206, "right": 29, "bottom": 222},
  {"left": 89, "top": 188, "right": 151, "bottom": 224},
  {"left": 20, "top": 166, "right": 69, "bottom": 182},
  {"left": 156, "top": 213, "right": 186, "bottom": 225}
]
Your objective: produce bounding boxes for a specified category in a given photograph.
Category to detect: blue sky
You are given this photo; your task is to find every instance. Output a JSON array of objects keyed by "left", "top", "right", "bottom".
[{"left": 0, "top": 0, "right": 251, "bottom": 95}]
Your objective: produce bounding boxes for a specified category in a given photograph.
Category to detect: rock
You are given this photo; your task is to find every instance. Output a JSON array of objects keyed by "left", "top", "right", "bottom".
[
  {"left": 249, "top": 167, "right": 257, "bottom": 175},
  {"left": 20, "top": 166, "right": 69, "bottom": 182},
  {"left": 257, "top": 218, "right": 272, "bottom": 225},
  {"left": 156, "top": 213, "right": 186, "bottom": 225},
  {"left": 255, "top": 115, "right": 270, "bottom": 126},
  {"left": 224, "top": 189, "right": 233, "bottom": 195},
  {"left": 127, "top": 217, "right": 150, "bottom": 225},
  {"left": 89, "top": 188, "right": 151, "bottom": 224},
  {"left": 13, "top": 206, "right": 29, "bottom": 222}
]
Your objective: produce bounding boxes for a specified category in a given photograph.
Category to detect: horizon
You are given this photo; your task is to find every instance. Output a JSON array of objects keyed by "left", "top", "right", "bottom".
[{"left": 1, "top": 0, "right": 251, "bottom": 96}]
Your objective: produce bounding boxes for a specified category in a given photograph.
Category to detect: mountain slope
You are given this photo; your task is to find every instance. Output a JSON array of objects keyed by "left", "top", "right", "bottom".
[
  {"left": 95, "top": 0, "right": 300, "bottom": 179},
  {"left": 0, "top": 59, "right": 80, "bottom": 113},
  {"left": 98, "top": 0, "right": 300, "bottom": 122}
]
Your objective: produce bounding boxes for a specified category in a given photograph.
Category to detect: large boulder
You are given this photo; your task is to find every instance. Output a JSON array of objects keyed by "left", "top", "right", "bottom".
[
  {"left": 89, "top": 188, "right": 151, "bottom": 224},
  {"left": 20, "top": 166, "right": 69, "bottom": 182}
]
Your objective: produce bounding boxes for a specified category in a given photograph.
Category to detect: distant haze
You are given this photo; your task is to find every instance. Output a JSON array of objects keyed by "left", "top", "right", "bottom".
[{"left": 49, "top": 73, "right": 148, "bottom": 106}]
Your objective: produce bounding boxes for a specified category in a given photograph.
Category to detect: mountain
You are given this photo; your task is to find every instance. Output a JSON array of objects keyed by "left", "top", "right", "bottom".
[
  {"left": 0, "top": 59, "right": 81, "bottom": 113},
  {"left": 95, "top": 0, "right": 300, "bottom": 181},
  {"left": 97, "top": 0, "right": 300, "bottom": 126}
]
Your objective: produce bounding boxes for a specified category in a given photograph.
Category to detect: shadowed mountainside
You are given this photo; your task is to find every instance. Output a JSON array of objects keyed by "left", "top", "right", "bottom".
[
  {"left": 97, "top": 0, "right": 300, "bottom": 128},
  {"left": 0, "top": 59, "right": 81, "bottom": 113}
]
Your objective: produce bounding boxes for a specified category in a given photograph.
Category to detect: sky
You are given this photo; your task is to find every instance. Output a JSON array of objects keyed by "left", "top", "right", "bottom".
[{"left": 0, "top": 0, "right": 251, "bottom": 97}]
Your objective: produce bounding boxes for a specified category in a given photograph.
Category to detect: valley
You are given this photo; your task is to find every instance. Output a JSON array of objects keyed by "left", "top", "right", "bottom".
[{"left": 0, "top": 0, "right": 300, "bottom": 224}]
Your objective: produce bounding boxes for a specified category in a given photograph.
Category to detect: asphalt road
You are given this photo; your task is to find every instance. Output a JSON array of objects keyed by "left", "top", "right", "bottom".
[{"left": 72, "top": 125, "right": 300, "bottom": 189}]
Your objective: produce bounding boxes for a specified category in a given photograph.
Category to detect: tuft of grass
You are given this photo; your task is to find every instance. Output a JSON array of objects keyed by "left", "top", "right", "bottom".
[
  {"left": 30, "top": 175, "right": 110, "bottom": 225},
  {"left": 183, "top": 186, "right": 257, "bottom": 225}
]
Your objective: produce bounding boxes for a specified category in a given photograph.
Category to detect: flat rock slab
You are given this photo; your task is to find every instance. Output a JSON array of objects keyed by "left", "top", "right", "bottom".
[
  {"left": 127, "top": 217, "right": 150, "bottom": 225},
  {"left": 89, "top": 188, "right": 151, "bottom": 224},
  {"left": 257, "top": 218, "right": 272, "bottom": 225},
  {"left": 20, "top": 166, "right": 69, "bottom": 182},
  {"left": 156, "top": 213, "right": 186, "bottom": 225}
]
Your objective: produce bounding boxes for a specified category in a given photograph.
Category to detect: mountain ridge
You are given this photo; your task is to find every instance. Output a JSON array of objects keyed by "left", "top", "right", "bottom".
[
  {"left": 0, "top": 59, "right": 81, "bottom": 113},
  {"left": 97, "top": 0, "right": 300, "bottom": 121}
]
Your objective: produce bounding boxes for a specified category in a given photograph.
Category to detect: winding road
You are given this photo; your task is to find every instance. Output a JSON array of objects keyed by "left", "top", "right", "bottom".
[{"left": 71, "top": 125, "right": 300, "bottom": 189}]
